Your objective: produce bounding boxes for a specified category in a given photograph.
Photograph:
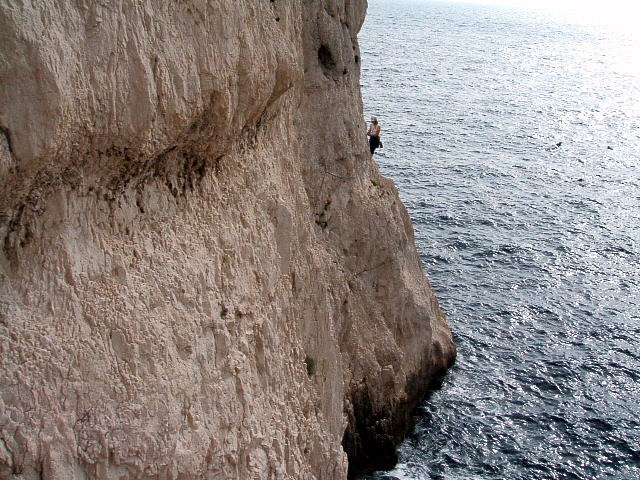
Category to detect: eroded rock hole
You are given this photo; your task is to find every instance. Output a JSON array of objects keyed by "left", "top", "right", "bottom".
[{"left": 318, "top": 44, "right": 337, "bottom": 72}]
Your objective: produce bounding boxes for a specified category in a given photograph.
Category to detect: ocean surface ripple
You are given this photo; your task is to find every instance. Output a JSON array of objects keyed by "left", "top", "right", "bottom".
[{"left": 359, "top": 1, "right": 640, "bottom": 479}]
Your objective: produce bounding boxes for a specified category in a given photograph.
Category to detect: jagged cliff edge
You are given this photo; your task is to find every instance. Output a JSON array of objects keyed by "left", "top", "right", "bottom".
[{"left": 0, "top": 1, "right": 455, "bottom": 479}]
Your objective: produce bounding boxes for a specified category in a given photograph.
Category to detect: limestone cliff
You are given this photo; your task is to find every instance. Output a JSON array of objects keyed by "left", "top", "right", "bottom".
[{"left": 0, "top": 1, "right": 455, "bottom": 479}]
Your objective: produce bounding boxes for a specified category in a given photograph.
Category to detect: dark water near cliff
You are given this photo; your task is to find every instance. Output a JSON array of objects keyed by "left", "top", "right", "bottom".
[{"left": 359, "top": 1, "right": 640, "bottom": 479}]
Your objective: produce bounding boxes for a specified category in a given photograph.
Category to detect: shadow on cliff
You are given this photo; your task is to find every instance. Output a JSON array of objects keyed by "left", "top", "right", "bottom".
[{"left": 343, "top": 348, "right": 456, "bottom": 479}]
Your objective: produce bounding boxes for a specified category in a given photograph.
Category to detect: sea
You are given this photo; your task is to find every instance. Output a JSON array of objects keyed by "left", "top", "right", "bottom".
[{"left": 358, "top": 1, "right": 640, "bottom": 479}]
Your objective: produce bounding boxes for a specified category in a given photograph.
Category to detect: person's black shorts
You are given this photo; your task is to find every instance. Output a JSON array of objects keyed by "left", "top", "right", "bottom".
[{"left": 369, "top": 135, "right": 381, "bottom": 154}]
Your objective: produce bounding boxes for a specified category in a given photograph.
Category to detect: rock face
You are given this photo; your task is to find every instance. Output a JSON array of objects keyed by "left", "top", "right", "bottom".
[{"left": 0, "top": 1, "right": 455, "bottom": 479}]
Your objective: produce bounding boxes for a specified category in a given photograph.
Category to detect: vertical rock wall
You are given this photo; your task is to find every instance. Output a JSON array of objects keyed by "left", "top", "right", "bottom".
[{"left": 0, "top": 1, "right": 455, "bottom": 479}]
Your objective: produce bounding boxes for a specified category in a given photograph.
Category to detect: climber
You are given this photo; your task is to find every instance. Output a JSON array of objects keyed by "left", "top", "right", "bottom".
[{"left": 367, "top": 116, "right": 382, "bottom": 156}]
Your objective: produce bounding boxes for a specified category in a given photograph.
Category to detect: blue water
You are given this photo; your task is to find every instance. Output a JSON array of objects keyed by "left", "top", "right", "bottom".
[{"left": 359, "top": 1, "right": 640, "bottom": 479}]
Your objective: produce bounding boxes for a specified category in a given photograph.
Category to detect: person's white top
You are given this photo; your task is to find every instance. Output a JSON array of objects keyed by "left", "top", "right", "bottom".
[{"left": 368, "top": 123, "right": 381, "bottom": 137}]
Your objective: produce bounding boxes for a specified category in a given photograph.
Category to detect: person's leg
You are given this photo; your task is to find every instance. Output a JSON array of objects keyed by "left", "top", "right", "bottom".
[{"left": 370, "top": 136, "right": 380, "bottom": 155}]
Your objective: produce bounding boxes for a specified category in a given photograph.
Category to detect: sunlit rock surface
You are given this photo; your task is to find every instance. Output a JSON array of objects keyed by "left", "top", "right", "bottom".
[{"left": 0, "top": 1, "right": 455, "bottom": 478}]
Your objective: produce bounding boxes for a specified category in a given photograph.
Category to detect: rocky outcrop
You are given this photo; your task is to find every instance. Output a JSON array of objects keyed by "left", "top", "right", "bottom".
[{"left": 0, "top": 1, "right": 455, "bottom": 479}]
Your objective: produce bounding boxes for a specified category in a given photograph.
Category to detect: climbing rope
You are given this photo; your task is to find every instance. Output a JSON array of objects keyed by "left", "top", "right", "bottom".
[
  {"left": 323, "top": 168, "right": 360, "bottom": 181},
  {"left": 315, "top": 158, "right": 371, "bottom": 218}
]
